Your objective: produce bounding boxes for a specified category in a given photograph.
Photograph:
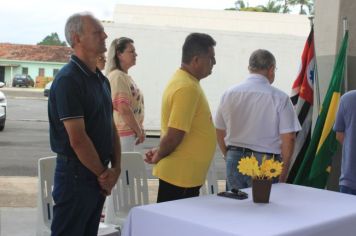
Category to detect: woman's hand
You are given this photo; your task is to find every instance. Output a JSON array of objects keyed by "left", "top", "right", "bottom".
[{"left": 135, "top": 128, "right": 145, "bottom": 145}]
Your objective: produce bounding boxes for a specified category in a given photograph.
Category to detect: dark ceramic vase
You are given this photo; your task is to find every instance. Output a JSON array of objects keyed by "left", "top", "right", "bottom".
[{"left": 252, "top": 178, "right": 272, "bottom": 203}]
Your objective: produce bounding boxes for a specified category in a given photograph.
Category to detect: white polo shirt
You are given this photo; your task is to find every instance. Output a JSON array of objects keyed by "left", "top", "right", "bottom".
[{"left": 214, "top": 74, "right": 301, "bottom": 154}]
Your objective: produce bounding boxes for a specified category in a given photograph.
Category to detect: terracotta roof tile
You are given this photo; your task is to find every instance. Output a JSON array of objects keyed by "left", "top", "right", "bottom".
[{"left": 0, "top": 43, "right": 73, "bottom": 63}]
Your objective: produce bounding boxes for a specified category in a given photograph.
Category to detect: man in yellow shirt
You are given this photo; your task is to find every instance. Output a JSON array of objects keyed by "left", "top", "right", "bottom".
[{"left": 145, "top": 33, "right": 217, "bottom": 202}]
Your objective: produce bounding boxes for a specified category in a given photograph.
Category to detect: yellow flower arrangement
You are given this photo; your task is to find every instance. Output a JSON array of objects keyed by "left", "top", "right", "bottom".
[{"left": 237, "top": 154, "right": 283, "bottom": 179}]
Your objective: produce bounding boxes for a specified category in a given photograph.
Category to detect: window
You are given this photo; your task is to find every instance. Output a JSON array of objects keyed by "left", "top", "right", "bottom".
[
  {"left": 53, "top": 69, "right": 59, "bottom": 77},
  {"left": 22, "top": 67, "right": 28, "bottom": 75},
  {"left": 38, "top": 68, "right": 45, "bottom": 77}
]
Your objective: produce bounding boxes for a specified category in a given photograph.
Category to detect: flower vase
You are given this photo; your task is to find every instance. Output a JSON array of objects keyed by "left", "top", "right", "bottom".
[{"left": 252, "top": 178, "right": 272, "bottom": 203}]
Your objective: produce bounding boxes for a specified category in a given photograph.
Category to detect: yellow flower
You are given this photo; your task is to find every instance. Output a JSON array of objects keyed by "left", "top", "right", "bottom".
[
  {"left": 237, "top": 154, "right": 283, "bottom": 179},
  {"left": 261, "top": 159, "right": 283, "bottom": 179},
  {"left": 237, "top": 156, "right": 260, "bottom": 178}
]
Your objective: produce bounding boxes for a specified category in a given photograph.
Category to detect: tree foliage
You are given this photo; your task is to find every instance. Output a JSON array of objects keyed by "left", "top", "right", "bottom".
[
  {"left": 289, "top": 0, "right": 314, "bottom": 15},
  {"left": 37, "top": 33, "right": 67, "bottom": 46},
  {"left": 232, "top": 0, "right": 264, "bottom": 11},
  {"left": 239, "top": 7, "right": 263, "bottom": 12},
  {"left": 258, "top": 0, "right": 283, "bottom": 13},
  {"left": 277, "top": 0, "right": 291, "bottom": 13},
  {"left": 226, "top": 0, "right": 314, "bottom": 15}
]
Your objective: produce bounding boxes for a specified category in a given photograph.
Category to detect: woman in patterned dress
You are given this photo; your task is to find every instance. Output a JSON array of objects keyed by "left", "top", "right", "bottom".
[{"left": 106, "top": 37, "right": 145, "bottom": 151}]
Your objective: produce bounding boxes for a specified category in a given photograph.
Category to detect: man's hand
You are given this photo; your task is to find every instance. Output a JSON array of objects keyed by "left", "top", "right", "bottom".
[
  {"left": 336, "top": 132, "right": 344, "bottom": 145},
  {"left": 279, "top": 132, "right": 296, "bottom": 183},
  {"left": 279, "top": 171, "right": 288, "bottom": 183},
  {"left": 144, "top": 127, "right": 185, "bottom": 165},
  {"left": 216, "top": 128, "right": 227, "bottom": 158},
  {"left": 144, "top": 148, "right": 161, "bottom": 164},
  {"left": 98, "top": 168, "right": 121, "bottom": 195}
]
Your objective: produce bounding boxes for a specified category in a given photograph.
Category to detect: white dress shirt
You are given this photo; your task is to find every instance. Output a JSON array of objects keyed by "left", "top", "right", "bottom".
[{"left": 214, "top": 73, "right": 301, "bottom": 154}]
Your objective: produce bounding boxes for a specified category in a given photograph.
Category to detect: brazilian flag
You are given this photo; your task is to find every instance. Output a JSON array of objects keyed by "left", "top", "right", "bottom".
[{"left": 294, "top": 31, "right": 349, "bottom": 188}]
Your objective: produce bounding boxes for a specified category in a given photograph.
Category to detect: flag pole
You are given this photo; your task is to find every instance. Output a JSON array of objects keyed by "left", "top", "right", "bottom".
[
  {"left": 309, "top": 16, "right": 321, "bottom": 110},
  {"left": 343, "top": 17, "right": 348, "bottom": 92}
]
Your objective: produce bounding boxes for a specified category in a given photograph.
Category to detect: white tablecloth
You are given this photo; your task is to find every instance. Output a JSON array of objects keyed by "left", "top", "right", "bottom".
[{"left": 122, "top": 183, "right": 356, "bottom": 236}]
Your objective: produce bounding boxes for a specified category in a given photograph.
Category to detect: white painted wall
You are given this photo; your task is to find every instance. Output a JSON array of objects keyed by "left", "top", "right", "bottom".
[{"left": 104, "top": 5, "right": 310, "bottom": 133}]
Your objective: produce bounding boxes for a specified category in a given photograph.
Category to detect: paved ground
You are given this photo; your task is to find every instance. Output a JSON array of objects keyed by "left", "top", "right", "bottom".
[
  {"left": 0, "top": 177, "right": 37, "bottom": 208},
  {"left": 1, "top": 87, "right": 45, "bottom": 100},
  {"left": 0, "top": 207, "right": 37, "bottom": 236},
  {"left": 0, "top": 176, "right": 42, "bottom": 236}
]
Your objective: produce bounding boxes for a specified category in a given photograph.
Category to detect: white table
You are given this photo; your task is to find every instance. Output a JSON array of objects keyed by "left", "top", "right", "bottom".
[{"left": 122, "top": 183, "right": 356, "bottom": 236}]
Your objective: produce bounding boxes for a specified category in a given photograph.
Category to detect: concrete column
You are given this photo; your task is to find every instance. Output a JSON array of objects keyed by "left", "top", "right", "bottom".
[
  {"left": 315, "top": 0, "right": 356, "bottom": 96},
  {"left": 314, "top": 0, "right": 356, "bottom": 190},
  {"left": 10, "top": 67, "right": 13, "bottom": 87}
]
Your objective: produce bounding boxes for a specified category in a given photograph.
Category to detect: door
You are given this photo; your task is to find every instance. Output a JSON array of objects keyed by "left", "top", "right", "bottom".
[{"left": 0, "top": 67, "right": 4, "bottom": 83}]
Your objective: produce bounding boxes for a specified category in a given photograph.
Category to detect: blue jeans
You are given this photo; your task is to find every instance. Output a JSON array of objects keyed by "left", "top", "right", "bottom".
[
  {"left": 51, "top": 156, "right": 106, "bottom": 236},
  {"left": 226, "top": 149, "right": 281, "bottom": 190},
  {"left": 340, "top": 185, "right": 356, "bottom": 195}
]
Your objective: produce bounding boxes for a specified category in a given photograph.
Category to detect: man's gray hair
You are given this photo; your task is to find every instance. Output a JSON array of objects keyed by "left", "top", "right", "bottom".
[
  {"left": 64, "top": 12, "right": 93, "bottom": 48},
  {"left": 248, "top": 49, "right": 276, "bottom": 72}
]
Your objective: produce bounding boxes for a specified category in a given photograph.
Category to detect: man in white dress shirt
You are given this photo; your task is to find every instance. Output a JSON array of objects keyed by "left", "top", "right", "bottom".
[{"left": 214, "top": 49, "right": 301, "bottom": 190}]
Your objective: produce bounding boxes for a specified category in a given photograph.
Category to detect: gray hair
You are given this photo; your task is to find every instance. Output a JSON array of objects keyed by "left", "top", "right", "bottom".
[
  {"left": 105, "top": 37, "right": 134, "bottom": 75},
  {"left": 248, "top": 49, "right": 276, "bottom": 72},
  {"left": 64, "top": 12, "right": 93, "bottom": 48}
]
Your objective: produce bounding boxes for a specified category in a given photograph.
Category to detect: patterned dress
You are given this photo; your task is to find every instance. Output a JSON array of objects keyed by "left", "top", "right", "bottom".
[{"left": 108, "top": 69, "right": 144, "bottom": 137}]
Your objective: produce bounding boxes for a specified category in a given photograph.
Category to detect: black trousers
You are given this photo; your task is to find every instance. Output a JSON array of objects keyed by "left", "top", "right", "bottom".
[{"left": 157, "top": 179, "right": 201, "bottom": 203}]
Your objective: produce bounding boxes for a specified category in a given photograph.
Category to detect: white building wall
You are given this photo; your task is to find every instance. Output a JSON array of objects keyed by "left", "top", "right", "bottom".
[
  {"left": 113, "top": 4, "right": 309, "bottom": 37},
  {"left": 105, "top": 5, "right": 310, "bottom": 132}
]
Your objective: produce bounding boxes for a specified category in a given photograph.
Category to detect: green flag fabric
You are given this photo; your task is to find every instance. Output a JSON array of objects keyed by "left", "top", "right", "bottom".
[{"left": 294, "top": 31, "right": 349, "bottom": 188}]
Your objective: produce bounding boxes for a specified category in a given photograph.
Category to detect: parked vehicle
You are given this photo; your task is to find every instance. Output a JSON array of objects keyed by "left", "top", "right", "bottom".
[
  {"left": 44, "top": 81, "right": 52, "bottom": 97},
  {"left": 0, "top": 82, "right": 7, "bottom": 131},
  {"left": 12, "top": 74, "right": 35, "bottom": 87}
]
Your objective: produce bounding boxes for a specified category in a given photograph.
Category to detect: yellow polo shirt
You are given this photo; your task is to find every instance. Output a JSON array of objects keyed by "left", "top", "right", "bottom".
[{"left": 153, "top": 69, "right": 217, "bottom": 187}]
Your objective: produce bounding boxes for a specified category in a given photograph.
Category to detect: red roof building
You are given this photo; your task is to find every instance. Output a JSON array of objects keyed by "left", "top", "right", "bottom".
[{"left": 0, "top": 43, "right": 73, "bottom": 86}]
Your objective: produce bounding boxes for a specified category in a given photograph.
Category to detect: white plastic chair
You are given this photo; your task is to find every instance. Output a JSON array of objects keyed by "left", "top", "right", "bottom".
[
  {"left": 105, "top": 152, "right": 149, "bottom": 227},
  {"left": 200, "top": 158, "right": 218, "bottom": 195},
  {"left": 36, "top": 156, "right": 56, "bottom": 235},
  {"left": 36, "top": 156, "right": 119, "bottom": 236}
]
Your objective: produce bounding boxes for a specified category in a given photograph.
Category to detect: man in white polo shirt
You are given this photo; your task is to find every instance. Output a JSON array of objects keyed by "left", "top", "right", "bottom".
[{"left": 215, "top": 49, "right": 301, "bottom": 190}]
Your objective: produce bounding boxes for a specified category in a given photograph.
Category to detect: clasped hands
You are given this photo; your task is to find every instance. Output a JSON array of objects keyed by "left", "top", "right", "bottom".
[
  {"left": 144, "top": 148, "right": 161, "bottom": 164},
  {"left": 97, "top": 167, "right": 121, "bottom": 196}
]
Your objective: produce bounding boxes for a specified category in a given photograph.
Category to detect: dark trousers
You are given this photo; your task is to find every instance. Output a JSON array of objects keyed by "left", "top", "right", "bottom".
[
  {"left": 340, "top": 185, "right": 356, "bottom": 195},
  {"left": 51, "top": 156, "right": 105, "bottom": 236},
  {"left": 157, "top": 179, "right": 201, "bottom": 203}
]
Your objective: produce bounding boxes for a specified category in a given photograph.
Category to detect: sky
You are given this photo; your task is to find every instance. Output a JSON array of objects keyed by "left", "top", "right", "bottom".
[{"left": 0, "top": 0, "right": 272, "bottom": 45}]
